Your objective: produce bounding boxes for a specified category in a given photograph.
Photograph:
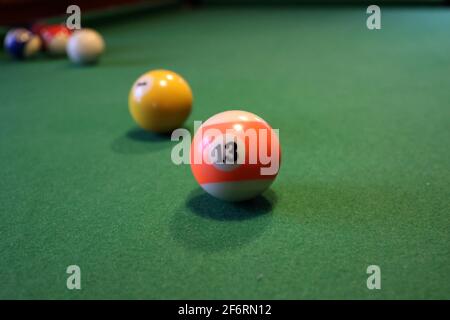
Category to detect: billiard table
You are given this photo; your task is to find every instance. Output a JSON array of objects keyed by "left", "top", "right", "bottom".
[{"left": 0, "top": 2, "right": 449, "bottom": 299}]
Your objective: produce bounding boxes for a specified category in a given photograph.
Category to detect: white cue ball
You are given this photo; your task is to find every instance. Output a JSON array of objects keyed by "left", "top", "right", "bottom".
[{"left": 67, "top": 28, "right": 105, "bottom": 65}]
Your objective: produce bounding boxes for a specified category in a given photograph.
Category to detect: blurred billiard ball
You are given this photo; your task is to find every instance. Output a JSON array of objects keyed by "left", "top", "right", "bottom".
[
  {"left": 39, "top": 24, "right": 72, "bottom": 56},
  {"left": 4, "top": 28, "right": 41, "bottom": 59},
  {"left": 128, "top": 69, "right": 193, "bottom": 133},
  {"left": 66, "top": 28, "right": 105, "bottom": 64}
]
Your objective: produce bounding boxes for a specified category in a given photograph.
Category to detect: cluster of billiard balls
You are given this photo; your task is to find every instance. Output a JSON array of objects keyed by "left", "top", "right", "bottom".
[
  {"left": 4, "top": 24, "right": 104, "bottom": 65},
  {"left": 129, "top": 70, "right": 281, "bottom": 202}
]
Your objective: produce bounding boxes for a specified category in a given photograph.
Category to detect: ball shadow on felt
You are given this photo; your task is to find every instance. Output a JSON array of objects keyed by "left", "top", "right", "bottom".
[
  {"left": 170, "top": 188, "right": 277, "bottom": 252},
  {"left": 111, "top": 127, "right": 173, "bottom": 154}
]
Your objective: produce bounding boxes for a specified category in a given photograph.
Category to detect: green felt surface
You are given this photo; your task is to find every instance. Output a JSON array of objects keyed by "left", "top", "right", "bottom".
[{"left": 0, "top": 6, "right": 449, "bottom": 299}]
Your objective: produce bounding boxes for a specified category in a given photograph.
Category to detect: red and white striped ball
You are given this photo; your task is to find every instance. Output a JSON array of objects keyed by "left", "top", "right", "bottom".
[{"left": 190, "top": 110, "right": 281, "bottom": 202}]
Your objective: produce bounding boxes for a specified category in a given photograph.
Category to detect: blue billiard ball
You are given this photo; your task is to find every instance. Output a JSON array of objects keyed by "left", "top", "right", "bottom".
[{"left": 4, "top": 28, "right": 42, "bottom": 59}]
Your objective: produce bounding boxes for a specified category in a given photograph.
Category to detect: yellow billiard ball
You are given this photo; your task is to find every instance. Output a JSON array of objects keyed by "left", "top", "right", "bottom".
[{"left": 128, "top": 69, "right": 193, "bottom": 133}]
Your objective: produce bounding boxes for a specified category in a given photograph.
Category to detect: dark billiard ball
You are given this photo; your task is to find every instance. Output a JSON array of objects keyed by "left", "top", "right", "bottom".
[{"left": 4, "top": 28, "right": 41, "bottom": 59}]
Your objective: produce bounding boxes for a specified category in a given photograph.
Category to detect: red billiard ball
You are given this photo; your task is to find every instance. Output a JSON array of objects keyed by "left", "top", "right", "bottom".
[
  {"left": 39, "top": 24, "right": 72, "bottom": 55},
  {"left": 190, "top": 110, "right": 281, "bottom": 201}
]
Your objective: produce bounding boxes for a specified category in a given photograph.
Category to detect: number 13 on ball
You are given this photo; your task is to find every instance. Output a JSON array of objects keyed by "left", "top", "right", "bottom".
[{"left": 190, "top": 110, "right": 281, "bottom": 202}]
